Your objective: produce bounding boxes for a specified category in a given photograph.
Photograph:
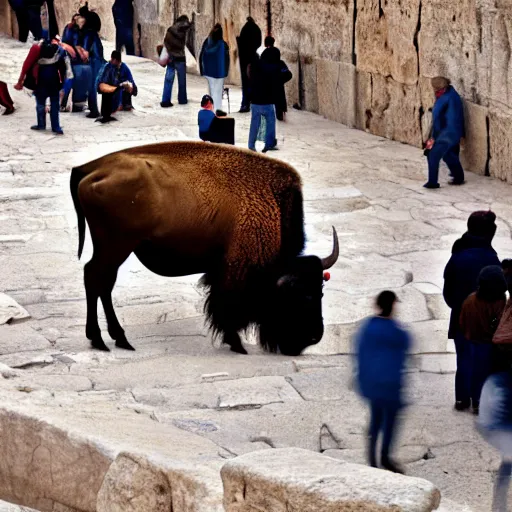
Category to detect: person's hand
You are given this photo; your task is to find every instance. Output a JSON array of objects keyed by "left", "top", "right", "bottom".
[
  {"left": 13, "top": 81, "right": 23, "bottom": 91},
  {"left": 460, "top": 137, "right": 466, "bottom": 148},
  {"left": 425, "top": 138, "right": 434, "bottom": 150}
]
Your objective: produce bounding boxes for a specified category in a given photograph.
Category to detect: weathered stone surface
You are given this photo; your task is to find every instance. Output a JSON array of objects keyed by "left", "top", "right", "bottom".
[
  {"left": 222, "top": 448, "right": 441, "bottom": 512},
  {"left": 489, "top": 109, "right": 512, "bottom": 183},
  {"left": 0, "top": 293, "right": 30, "bottom": 325},
  {"left": 460, "top": 101, "right": 488, "bottom": 176}
]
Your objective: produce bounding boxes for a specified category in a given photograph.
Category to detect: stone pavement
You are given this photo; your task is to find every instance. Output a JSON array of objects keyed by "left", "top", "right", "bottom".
[{"left": 1, "top": 34, "right": 512, "bottom": 510}]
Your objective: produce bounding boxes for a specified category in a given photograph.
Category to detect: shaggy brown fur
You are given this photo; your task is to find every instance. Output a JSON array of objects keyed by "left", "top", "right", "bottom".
[{"left": 70, "top": 141, "right": 307, "bottom": 353}]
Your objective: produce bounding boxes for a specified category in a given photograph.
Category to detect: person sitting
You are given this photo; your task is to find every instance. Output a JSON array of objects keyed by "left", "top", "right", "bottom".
[
  {"left": 198, "top": 94, "right": 234, "bottom": 145},
  {"left": 97, "top": 50, "right": 137, "bottom": 123}
]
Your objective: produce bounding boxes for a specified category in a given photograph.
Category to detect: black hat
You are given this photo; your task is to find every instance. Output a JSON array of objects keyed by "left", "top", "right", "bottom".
[{"left": 201, "top": 94, "right": 213, "bottom": 107}]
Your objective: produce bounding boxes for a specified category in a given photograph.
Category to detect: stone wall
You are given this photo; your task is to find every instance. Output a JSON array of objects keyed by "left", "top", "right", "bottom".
[{"left": 2, "top": 0, "right": 512, "bottom": 182}]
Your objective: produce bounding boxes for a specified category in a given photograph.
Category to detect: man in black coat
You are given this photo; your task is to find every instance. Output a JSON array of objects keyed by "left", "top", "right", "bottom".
[
  {"left": 236, "top": 17, "right": 262, "bottom": 113},
  {"left": 443, "top": 211, "right": 501, "bottom": 412}
]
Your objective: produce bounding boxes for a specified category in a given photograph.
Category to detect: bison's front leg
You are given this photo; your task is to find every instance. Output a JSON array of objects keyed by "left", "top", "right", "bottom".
[{"left": 223, "top": 332, "right": 248, "bottom": 355}]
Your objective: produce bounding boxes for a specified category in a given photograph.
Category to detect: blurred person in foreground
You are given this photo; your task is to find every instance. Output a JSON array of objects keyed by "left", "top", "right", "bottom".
[{"left": 355, "top": 290, "right": 411, "bottom": 473}]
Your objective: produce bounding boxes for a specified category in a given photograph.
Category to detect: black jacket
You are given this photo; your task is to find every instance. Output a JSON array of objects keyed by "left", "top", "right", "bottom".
[
  {"left": 443, "top": 233, "right": 501, "bottom": 339},
  {"left": 248, "top": 56, "right": 281, "bottom": 106},
  {"left": 237, "top": 19, "right": 262, "bottom": 64}
]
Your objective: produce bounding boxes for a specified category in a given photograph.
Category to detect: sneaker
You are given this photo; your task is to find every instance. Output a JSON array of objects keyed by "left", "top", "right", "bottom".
[
  {"left": 30, "top": 125, "right": 45, "bottom": 131},
  {"left": 216, "top": 109, "right": 227, "bottom": 117},
  {"left": 160, "top": 101, "right": 173, "bottom": 108},
  {"left": 423, "top": 182, "right": 440, "bottom": 189},
  {"left": 454, "top": 401, "right": 470, "bottom": 411},
  {"left": 2, "top": 107, "right": 14, "bottom": 116},
  {"left": 239, "top": 105, "right": 250, "bottom": 113},
  {"left": 52, "top": 129, "right": 64, "bottom": 135},
  {"left": 86, "top": 111, "right": 100, "bottom": 119}
]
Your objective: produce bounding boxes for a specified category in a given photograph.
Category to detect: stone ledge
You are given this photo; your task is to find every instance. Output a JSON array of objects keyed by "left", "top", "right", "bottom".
[{"left": 221, "top": 447, "right": 442, "bottom": 512}]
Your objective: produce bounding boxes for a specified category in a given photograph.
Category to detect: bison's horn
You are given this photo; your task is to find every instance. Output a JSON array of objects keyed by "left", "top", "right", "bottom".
[{"left": 321, "top": 226, "right": 339, "bottom": 270}]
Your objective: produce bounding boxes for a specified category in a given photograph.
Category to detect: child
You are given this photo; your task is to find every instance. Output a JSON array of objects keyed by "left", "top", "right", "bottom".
[
  {"left": 355, "top": 290, "right": 411, "bottom": 473},
  {"left": 198, "top": 94, "right": 216, "bottom": 141}
]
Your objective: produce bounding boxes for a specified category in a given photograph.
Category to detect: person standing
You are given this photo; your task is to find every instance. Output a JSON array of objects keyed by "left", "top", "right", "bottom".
[
  {"left": 423, "top": 76, "right": 465, "bottom": 189},
  {"left": 112, "top": 0, "right": 134, "bottom": 55},
  {"left": 355, "top": 291, "right": 411, "bottom": 474},
  {"left": 25, "top": 0, "right": 44, "bottom": 41},
  {"left": 97, "top": 50, "right": 137, "bottom": 123},
  {"left": 30, "top": 40, "right": 68, "bottom": 134},
  {"left": 236, "top": 16, "right": 262, "bottom": 113},
  {"left": 199, "top": 24, "right": 230, "bottom": 116},
  {"left": 247, "top": 50, "right": 280, "bottom": 152},
  {"left": 443, "top": 211, "right": 501, "bottom": 412},
  {"left": 0, "top": 82, "right": 15, "bottom": 115},
  {"left": 158, "top": 15, "right": 192, "bottom": 108},
  {"left": 261, "top": 39, "right": 292, "bottom": 122},
  {"left": 8, "top": 0, "right": 29, "bottom": 42},
  {"left": 459, "top": 266, "right": 507, "bottom": 414}
]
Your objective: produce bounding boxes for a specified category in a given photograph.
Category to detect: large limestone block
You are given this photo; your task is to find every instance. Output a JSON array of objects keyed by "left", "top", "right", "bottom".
[
  {"left": 366, "top": 74, "right": 423, "bottom": 146},
  {"left": 317, "top": 60, "right": 371, "bottom": 129},
  {"left": 97, "top": 453, "right": 223, "bottom": 512},
  {"left": 489, "top": 110, "right": 512, "bottom": 183},
  {"left": 460, "top": 101, "right": 488, "bottom": 175},
  {"left": 0, "top": 408, "right": 112, "bottom": 511},
  {"left": 222, "top": 448, "right": 441, "bottom": 512},
  {"left": 356, "top": 0, "right": 421, "bottom": 85},
  {"left": 0, "top": 294, "right": 29, "bottom": 325},
  {"left": 419, "top": 0, "right": 479, "bottom": 100}
]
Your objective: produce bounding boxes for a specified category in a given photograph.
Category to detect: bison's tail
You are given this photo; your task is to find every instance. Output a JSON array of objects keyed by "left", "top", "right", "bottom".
[{"left": 70, "top": 167, "right": 86, "bottom": 260}]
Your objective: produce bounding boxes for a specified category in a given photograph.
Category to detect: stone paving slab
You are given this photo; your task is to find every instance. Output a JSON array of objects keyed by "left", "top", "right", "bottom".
[{"left": 0, "top": 34, "right": 509, "bottom": 509}]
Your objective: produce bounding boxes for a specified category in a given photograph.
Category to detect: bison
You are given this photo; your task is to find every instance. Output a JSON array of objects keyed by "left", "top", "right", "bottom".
[{"left": 70, "top": 142, "right": 338, "bottom": 355}]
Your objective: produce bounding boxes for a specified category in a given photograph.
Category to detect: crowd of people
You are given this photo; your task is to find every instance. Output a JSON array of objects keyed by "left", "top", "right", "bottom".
[{"left": 355, "top": 210, "right": 512, "bottom": 510}]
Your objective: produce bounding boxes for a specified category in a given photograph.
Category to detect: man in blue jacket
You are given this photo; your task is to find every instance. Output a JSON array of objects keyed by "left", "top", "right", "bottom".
[
  {"left": 424, "top": 76, "right": 465, "bottom": 189},
  {"left": 355, "top": 291, "right": 411, "bottom": 473},
  {"left": 443, "top": 211, "right": 501, "bottom": 411}
]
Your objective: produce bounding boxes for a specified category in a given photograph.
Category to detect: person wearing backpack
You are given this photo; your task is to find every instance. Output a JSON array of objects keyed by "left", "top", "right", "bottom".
[{"left": 31, "top": 40, "right": 69, "bottom": 134}]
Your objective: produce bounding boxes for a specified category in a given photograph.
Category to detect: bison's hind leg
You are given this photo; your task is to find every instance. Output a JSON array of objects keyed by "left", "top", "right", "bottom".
[{"left": 223, "top": 332, "right": 248, "bottom": 355}]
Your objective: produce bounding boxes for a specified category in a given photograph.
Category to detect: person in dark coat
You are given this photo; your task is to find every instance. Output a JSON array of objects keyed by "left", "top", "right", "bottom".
[
  {"left": 236, "top": 17, "right": 262, "bottom": 113},
  {"left": 261, "top": 38, "right": 292, "bottom": 121},
  {"left": 158, "top": 15, "right": 192, "bottom": 107},
  {"left": 355, "top": 290, "right": 411, "bottom": 474},
  {"left": 443, "top": 211, "right": 501, "bottom": 412},
  {"left": 424, "top": 76, "right": 465, "bottom": 189},
  {"left": 31, "top": 40, "right": 68, "bottom": 134},
  {"left": 247, "top": 50, "right": 281, "bottom": 152},
  {"left": 112, "top": 0, "right": 134, "bottom": 55}
]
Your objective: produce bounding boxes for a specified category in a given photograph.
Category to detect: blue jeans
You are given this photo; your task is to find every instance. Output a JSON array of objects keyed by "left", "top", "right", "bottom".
[
  {"left": 454, "top": 332, "right": 471, "bottom": 405},
  {"left": 71, "top": 64, "right": 92, "bottom": 104},
  {"left": 115, "top": 23, "right": 135, "bottom": 55},
  {"left": 368, "top": 399, "right": 400, "bottom": 467},
  {"left": 427, "top": 141, "right": 464, "bottom": 185},
  {"left": 162, "top": 60, "right": 187, "bottom": 105},
  {"left": 35, "top": 92, "right": 61, "bottom": 132},
  {"left": 248, "top": 104, "right": 276, "bottom": 150}
]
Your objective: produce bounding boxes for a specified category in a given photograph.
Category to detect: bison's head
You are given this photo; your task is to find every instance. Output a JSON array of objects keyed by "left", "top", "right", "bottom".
[{"left": 260, "top": 227, "right": 339, "bottom": 356}]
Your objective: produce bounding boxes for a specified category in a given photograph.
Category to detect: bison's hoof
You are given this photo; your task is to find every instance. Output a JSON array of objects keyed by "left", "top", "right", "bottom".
[
  {"left": 91, "top": 339, "right": 110, "bottom": 352},
  {"left": 115, "top": 337, "right": 136, "bottom": 351},
  {"left": 230, "top": 344, "right": 248, "bottom": 355}
]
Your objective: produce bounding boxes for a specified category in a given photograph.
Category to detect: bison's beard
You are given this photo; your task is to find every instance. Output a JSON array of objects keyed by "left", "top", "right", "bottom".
[{"left": 259, "top": 320, "right": 318, "bottom": 356}]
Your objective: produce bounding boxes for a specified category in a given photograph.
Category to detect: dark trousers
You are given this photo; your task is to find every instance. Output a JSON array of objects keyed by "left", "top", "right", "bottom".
[
  {"left": 470, "top": 342, "right": 494, "bottom": 407},
  {"left": 368, "top": 399, "right": 400, "bottom": 467},
  {"left": 101, "top": 89, "right": 132, "bottom": 118},
  {"left": 115, "top": 22, "right": 135, "bottom": 56},
  {"left": 35, "top": 91, "right": 61, "bottom": 132},
  {"left": 454, "top": 332, "right": 471, "bottom": 405},
  {"left": 26, "top": 6, "right": 42, "bottom": 40},
  {"left": 239, "top": 60, "right": 250, "bottom": 108},
  {"left": 427, "top": 141, "right": 464, "bottom": 185},
  {"left": 12, "top": 8, "right": 29, "bottom": 42},
  {"left": 200, "top": 117, "right": 235, "bottom": 145}
]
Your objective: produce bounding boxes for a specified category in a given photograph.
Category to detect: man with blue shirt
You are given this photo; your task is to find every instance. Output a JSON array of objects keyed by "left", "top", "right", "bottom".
[
  {"left": 97, "top": 50, "right": 137, "bottom": 123},
  {"left": 424, "top": 76, "right": 465, "bottom": 189},
  {"left": 355, "top": 290, "right": 411, "bottom": 474}
]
